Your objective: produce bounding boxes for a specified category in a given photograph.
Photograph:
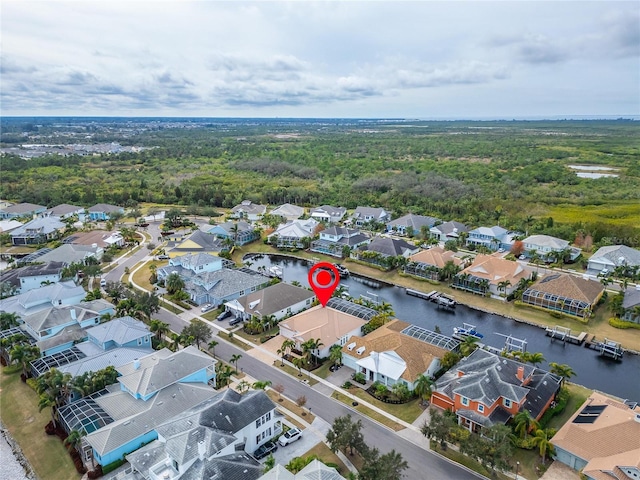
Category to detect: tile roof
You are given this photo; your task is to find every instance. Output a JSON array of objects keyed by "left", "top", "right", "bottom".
[
  {"left": 387, "top": 213, "right": 439, "bottom": 230},
  {"left": 234, "top": 283, "right": 314, "bottom": 317},
  {"left": 589, "top": 244, "right": 640, "bottom": 267},
  {"left": 86, "top": 316, "right": 151, "bottom": 346},
  {"left": 408, "top": 246, "right": 462, "bottom": 268},
  {"left": 552, "top": 392, "right": 640, "bottom": 478},
  {"left": 525, "top": 273, "right": 604, "bottom": 304},
  {"left": 342, "top": 319, "right": 448, "bottom": 383},
  {"left": 280, "top": 304, "right": 367, "bottom": 346},
  {"left": 460, "top": 254, "right": 531, "bottom": 285},
  {"left": 117, "top": 346, "right": 214, "bottom": 397}
]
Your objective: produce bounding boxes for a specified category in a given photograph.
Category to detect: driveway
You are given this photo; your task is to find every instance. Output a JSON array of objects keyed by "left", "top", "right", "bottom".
[{"left": 266, "top": 417, "right": 331, "bottom": 466}]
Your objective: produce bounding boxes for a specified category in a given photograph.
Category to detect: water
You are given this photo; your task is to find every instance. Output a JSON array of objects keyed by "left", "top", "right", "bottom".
[
  {"left": 0, "top": 431, "right": 29, "bottom": 480},
  {"left": 576, "top": 172, "right": 618, "bottom": 179},
  {"left": 246, "top": 254, "right": 640, "bottom": 401}
]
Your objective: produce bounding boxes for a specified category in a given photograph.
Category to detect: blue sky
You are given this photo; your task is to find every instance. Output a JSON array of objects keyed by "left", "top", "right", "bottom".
[{"left": 1, "top": 1, "right": 638, "bottom": 118}]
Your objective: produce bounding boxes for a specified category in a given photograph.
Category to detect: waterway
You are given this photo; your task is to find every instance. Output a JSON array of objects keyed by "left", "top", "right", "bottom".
[{"left": 246, "top": 254, "right": 640, "bottom": 401}]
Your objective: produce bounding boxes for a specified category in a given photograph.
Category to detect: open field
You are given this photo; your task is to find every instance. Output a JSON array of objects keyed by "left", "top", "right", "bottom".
[{"left": 547, "top": 201, "right": 640, "bottom": 227}]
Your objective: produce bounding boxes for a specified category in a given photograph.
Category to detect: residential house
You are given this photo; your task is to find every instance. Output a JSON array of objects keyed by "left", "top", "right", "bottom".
[
  {"left": 209, "top": 221, "right": 260, "bottom": 246},
  {"left": 0, "top": 220, "right": 25, "bottom": 234},
  {"left": 587, "top": 244, "right": 640, "bottom": 275},
  {"left": 341, "top": 320, "right": 456, "bottom": 390},
  {"left": 309, "top": 205, "right": 347, "bottom": 224},
  {"left": 225, "top": 282, "right": 315, "bottom": 323},
  {"left": 59, "top": 346, "right": 217, "bottom": 466},
  {"left": 10, "top": 216, "right": 65, "bottom": 245},
  {"left": 267, "top": 218, "right": 319, "bottom": 249},
  {"left": 386, "top": 213, "right": 439, "bottom": 236},
  {"left": 404, "top": 246, "right": 464, "bottom": 281},
  {"left": 270, "top": 203, "right": 305, "bottom": 221},
  {"left": 522, "top": 273, "right": 604, "bottom": 318},
  {"left": 0, "top": 280, "right": 87, "bottom": 318},
  {"left": 157, "top": 253, "right": 269, "bottom": 307},
  {"left": 452, "top": 254, "right": 532, "bottom": 297},
  {"left": 66, "top": 230, "right": 124, "bottom": 249},
  {"left": 466, "top": 226, "right": 520, "bottom": 252},
  {"left": 276, "top": 298, "right": 376, "bottom": 359},
  {"left": 429, "top": 221, "right": 469, "bottom": 243},
  {"left": 166, "top": 230, "right": 224, "bottom": 258},
  {"left": 0, "top": 202, "right": 46, "bottom": 219},
  {"left": 0, "top": 261, "right": 65, "bottom": 296},
  {"left": 356, "top": 237, "right": 420, "bottom": 260},
  {"left": 621, "top": 285, "right": 640, "bottom": 324},
  {"left": 87, "top": 203, "right": 125, "bottom": 221},
  {"left": 350, "top": 206, "right": 391, "bottom": 228},
  {"left": 31, "top": 315, "right": 152, "bottom": 378},
  {"left": 431, "top": 349, "right": 562, "bottom": 433},
  {"left": 35, "top": 243, "right": 104, "bottom": 264},
  {"left": 551, "top": 392, "right": 640, "bottom": 480},
  {"left": 230, "top": 200, "right": 267, "bottom": 222},
  {"left": 123, "top": 389, "right": 280, "bottom": 480},
  {"left": 310, "top": 226, "right": 370, "bottom": 258},
  {"left": 43, "top": 203, "right": 84, "bottom": 219},
  {"left": 260, "top": 460, "right": 346, "bottom": 480},
  {"left": 522, "top": 234, "right": 581, "bottom": 262}
]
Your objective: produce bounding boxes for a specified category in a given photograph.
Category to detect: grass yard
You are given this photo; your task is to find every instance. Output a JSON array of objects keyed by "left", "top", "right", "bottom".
[
  {"left": 302, "top": 442, "right": 352, "bottom": 477},
  {"left": 331, "top": 391, "right": 405, "bottom": 431},
  {"left": 266, "top": 390, "right": 315, "bottom": 426},
  {"left": 547, "top": 383, "right": 592, "bottom": 430},
  {"left": 343, "top": 387, "right": 424, "bottom": 424},
  {"left": 0, "top": 369, "right": 80, "bottom": 480},
  {"left": 431, "top": 441, "right": 512, "bottom": 480}
]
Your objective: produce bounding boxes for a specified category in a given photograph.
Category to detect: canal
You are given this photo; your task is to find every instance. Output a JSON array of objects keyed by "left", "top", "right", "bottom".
[{"left": 246, "top": 254, "right": 640, "bottom": 401}]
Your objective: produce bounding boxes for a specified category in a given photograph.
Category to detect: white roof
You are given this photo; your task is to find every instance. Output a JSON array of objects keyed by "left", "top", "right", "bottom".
[
  {"left": 356, "top": 350, "right": 406, "bottom": 381},
  {"left": 524, "top": 234, "right": 569, "bottom": 250}
]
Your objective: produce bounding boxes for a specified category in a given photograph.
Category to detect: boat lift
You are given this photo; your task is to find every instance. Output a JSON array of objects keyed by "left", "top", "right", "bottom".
[{"left": 494, "top": 332, "right": 528, "bottom": 353}]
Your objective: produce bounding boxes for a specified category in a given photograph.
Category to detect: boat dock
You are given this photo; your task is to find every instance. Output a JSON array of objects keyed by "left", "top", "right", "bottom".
[
  {"left": 584, "top": 337, "right": 624, "bottom": 361},
  {"left": 406, "top": 289, "right": 456, "bottom": 308},
  {"left": 545, "top": 326, "right": 588, "bottom": 345}
]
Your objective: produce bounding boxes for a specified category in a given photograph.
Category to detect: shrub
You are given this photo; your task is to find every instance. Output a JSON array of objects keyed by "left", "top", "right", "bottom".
[
  {"left": 609, "top": 318, "right": 640, "bottom": 330},
  {"left": 342, "top": 381, "right": 353, "bottom": 389},
  {"left": 102, "top": 458, "right": 125, "bottom": 475}
]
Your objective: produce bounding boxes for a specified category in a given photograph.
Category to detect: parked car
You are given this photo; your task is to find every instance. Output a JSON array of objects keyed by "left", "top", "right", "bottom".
[
  {"left": 201, "top": 304, "right": 214, "bottom": 313},
  {"left": 278, "top": 427, "right": 302, "bottom": 446},
  {"left": 217, "top": 310, "right": 232, "bottom": 321},
  {"left": 157, "top": 254, "right": 170, "bottom": 260},
  {"left": 329, "top": 363, "right": 342, "bottom": 372},
  {"left": 253, "top": 440, "right": 278, "bottom": 460},
  {"left": 228, "top": 315, "right": 243, "bottom": 326},
  {"left": 100, "top": 278, "right": 107, "bottom": 287}
]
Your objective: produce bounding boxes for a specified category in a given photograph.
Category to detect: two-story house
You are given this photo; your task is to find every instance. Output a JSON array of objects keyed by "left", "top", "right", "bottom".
[
  {"left": 310, "top": 226, "right": 370, "bottom": 258},
  {"left": 87, "top": 203, "right": 125, "bottom": 221},
  {"left": 429, "top": 221, "right": 469, "bottom": 243},
  {"left": 267, "top": 218, "right": 319, "bottom": 249},
  {"left": 209, "top": 221, "right": 260, "bottom": 246},
  {"left": 10, "top": 216, "right": 65, "bottom": 245},
  {"left": 621, "top": 285, "right": 640, "bottom": 324},
  {"left": 587, "top": 244, "right": 640, "bottom": 276},
  {"left": 42, "top": 203, "right": 84, "bottom": 219},
  {"left": 0, "top": 202, "right": 46, "bottom": 219},
  {"left": 59, "top": 346, "right": 217, "bottom": 467},
  {"left": 309, "top": 205, "right": 347, "bottom": 224},
  {"left": 230, "top": 200, "right": 267, "bottom": 222},
  {"left": 350, "top": 206, "right": 391, "bottom": 228},
  {"left": 386, "top": 213, "right": 439, "bottom": 236},
  {"left": 522, "top": 234, "right": 581, "bottom": 262},
  {"left": 0, "top": 261, "right": 65, "bottom": 296},
  {"left": 431, "top": 349, "right": 562, "bottom": 433},
  {"left": 466, "top": 226, "right": 521, "bottom": 252},
  {"left": 166, "top": 229, "right": 224, "bottom": 258},
  {"left": 225, "top": 282, "right": 315, "bottom": 323},
  {"left": 0, "top": 280, "right": 87, "bottom": 318}
]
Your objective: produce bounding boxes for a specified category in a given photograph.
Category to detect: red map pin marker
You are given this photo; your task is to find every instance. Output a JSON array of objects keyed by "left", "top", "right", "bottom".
[{"left": 308, "top": 262, "right": 340, "bottom": 307}]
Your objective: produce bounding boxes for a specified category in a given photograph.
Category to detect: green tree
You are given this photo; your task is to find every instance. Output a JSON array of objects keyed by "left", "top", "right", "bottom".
[
  {"left": 252, "top": 380, "right": 272, "bottom": 390},
  {"left": 149, "top": 319, "right": 170, "bottom": 343},
  {"left": 165, "top": 272, "right": 185, "bottom": 295},
  {"left": 532, "top": 428, "right": 554, "bottom": 465},
  {"left": 513, "top": 409, "right": 539, "bottom": 439},
  {"left": 208, "top": 339, "right": 219, "bottom": 357},
  {"left": 549, "top": 362, "right": 575, "bottom": 383},
  {"left": 359, "top": 447, "right": 408, "bottom": 480},
  {"left": 459, "top": 336, "right": 480, "bottom": 357},
  {"left": 181, "top": 319, "right": 212, "bottom": 349},
  {"left": 263, "top": 454, "right": 276, "bottom": 473},
  {"left": 0, "top": 312, "right": 20, "bottom": 330},
  {"left": 420, "top": 409, "right": 456, "bottom": 449},
  {"left": 329, "top": 344, "right": 343, "bottom": 367},
  {"left": 230, "top": 353, "right": 242, "bottom": 374},
  {"left": 413, "top": 374, "right": 434, "bottom": 406},
  {"left": 64, "top": 429, "right": 85, "bottom": 453},
  {"left": 326, "top": 414, "right": 365, "bottom": 456}
]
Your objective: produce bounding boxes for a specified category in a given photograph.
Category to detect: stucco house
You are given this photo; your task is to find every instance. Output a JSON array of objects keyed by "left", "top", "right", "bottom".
[
  {"left": 404, "top": 246, "right": 463, "bottom": 281},
  {"left": 87, "top": 203, "right": 125, "bottom": 221},
  {"left": 309, "top": 205, "right": 347, "bottom": 224},
  {"left": 157, "top": 253, "right": 269, "bottom": 307},
  {"left": 357, "top": 237, "right": 420, "bottom": 259},
  {"left": 0, "top": 280, "right": 87, "bottom": 318},
  {"left": 122, "top": 389, "right": 280, "bottom": 480},
  {"left": 452, "top": 254, "right": 532, "bottom": 297},
  {"left": 225, "top": 282, "right": 315, "bottom": 323},
  {"left": 551, "top": 392, "right": 640, "bottom": 480},
  {"left": 0, "top": 219, "right": 24, "bottom": 234},
  {"left": 522, "top": 273, "right": 605, "bottom": 318},
  {"left": 466, "top": 226, "right": 521, "bottom": 252},
  {"left": 350, "top": 206, "right": 391, "bottom": 227},
  {"left": 0, "top": 202, "right": 46, "bottom": 219},
  {"left": 230, "top": 200, "right": 267, "bottom": 221},
  {"left": 10, "top": 216, "right": 65, "bottom": 245},
  {"left": 341, "top": 320, "right": 456, "bottom": 390},
  {"left": 431, "top": 349, "right": 562, "bottom": 433},
  {"left": 522, "top": 234, "right": 581, "bottom": 262},
  {"left": 209, "top": 221, "right": 260, "bottom": 246},
  {"left": 59, "top": 346, "right": 217, "bottom": 467},
  {"left": 267, "top": 218, "right": 319, "bottom": 249},
  {"left": 277, "top": 298, "right": 376, "bottom": 359},
  {"left": 43, "top": 203, "right": 84, "bottom": 219},
  {"left": 310, "top": 226, "right": 370, "bottom": 258},
  {"left": 270, "top": 203, "right": 305, "bottom": 221},
  {"left": 166, "top": 229, "right": 224, "bottom": 257},
  {"left": 587, "top": 244, "right": 640, "bottom": 275},
  {"left": 430, "top": 221, "right": 469, "bottom": 243},
  {"left": 386, "top": 213, "right": 439, "bottom": 236},
  {"left": 66, "top": 230, "right": 124, "bottom": 249},
  {"left": 36, "top": 243, "right": 104, "bottom": 264},
  {"left": 0, "top": 261, "right": 65, "bottom": 296},
  {"left": 621, "top": 285, "right": 640, "bottom": 324}
]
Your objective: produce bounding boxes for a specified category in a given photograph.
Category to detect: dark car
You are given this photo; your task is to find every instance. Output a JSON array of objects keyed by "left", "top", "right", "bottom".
[
  {"left": 253, "top": 440, "right": 278, "bottom": 460},
  {"left": 217, "top": 310, "right": 232, "bottom": 321},
  {"left": 228, "top": 315, "right": 243, "bottom": 326}
]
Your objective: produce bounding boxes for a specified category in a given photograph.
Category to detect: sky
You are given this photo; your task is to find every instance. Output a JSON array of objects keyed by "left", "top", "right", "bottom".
[{"left": 1, "top": 1, "right": 639, "bottom": 119}]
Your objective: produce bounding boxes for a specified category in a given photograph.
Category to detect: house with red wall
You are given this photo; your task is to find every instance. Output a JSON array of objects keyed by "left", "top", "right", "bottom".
[{"left": 431, "top": 349, "right": 561, "bottom": 433}]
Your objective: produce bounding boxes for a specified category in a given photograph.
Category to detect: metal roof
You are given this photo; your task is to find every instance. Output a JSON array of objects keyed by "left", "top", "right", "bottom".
[{"left": 400, "top": 324, "right": 460, "bottom": 350}]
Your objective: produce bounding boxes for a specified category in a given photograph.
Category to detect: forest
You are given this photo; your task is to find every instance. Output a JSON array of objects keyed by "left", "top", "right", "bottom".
[{"left": 1, "top": 118, "right": 639, "bottom": 246}]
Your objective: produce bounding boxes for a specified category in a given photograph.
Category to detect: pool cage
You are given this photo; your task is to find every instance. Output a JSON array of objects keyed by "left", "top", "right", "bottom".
[{"left": 521, "top": 289, "right": 591, "bottom": 318}]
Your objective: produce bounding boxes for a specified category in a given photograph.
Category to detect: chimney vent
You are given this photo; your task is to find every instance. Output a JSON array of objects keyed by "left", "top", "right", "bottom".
[{"left": 517, "top": 365, "right": 525, "bottom": 382}]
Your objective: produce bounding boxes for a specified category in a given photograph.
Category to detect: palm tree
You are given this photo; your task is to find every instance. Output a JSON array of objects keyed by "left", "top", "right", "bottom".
[
  {"left": 236, "top": 379, "right": 251, "bottom": 393},
  {"left": 64, "top": 429, "right": 85, "bottom": 453},
  {"left": 513, "top": 410, "right": 539, "bottom": 439},
  {"left": 301, "top": 338, "right": 324, "bottom": 368},
  {"left": 281, "top": 339, "right": 296, "bottom": 359},
  {"left": 252, "top": 380, "right": 272, "bottom": 390},
  {"left": 527, "top": 352, "right": 545, "bottom": 368},
  {"left": 292, "top": 357, "right": 305, "bottom": 376},
  {"left": 413, "top": 374, "right": 434, "bottom": 406},
  {"left": 230, "top": 354, "right": 242, "bottom": 374},
  {"left": 10, "top": 343, "right": 40, "bottom": 377},
  {"left": 208, "top": 340, "right": 219, "bottom": 357},
  {"left": 532, "top": 428, "right": 554, "bottom": 464},
  {"left": 165, "top": 272, "right": 185, "bottom": 295},
  {"left": 549, "top": 362, "right": 575, "bottom": 383},
  {"left": 459, "top": 336, "right": 480, "bottom": 357},
  {"left": 0, "top": 312, "right": 20, "bottom": 330},
  {"left": 149, "top": 319, "right": 170, "bottom": 343},
  {"left": 329, "top": 344, "right": 343, "bottom": 368},
  {"left": 497, "top": 280, "right": 511, "bottom": 295},
  {"left": 263, "top": 454, "right": 276, "bottom": 473}
]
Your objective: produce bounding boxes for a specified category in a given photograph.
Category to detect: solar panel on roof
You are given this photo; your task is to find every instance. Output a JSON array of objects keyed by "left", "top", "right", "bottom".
[{"left": 572, "top": 404, "right": 607, "bottom": 424}]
